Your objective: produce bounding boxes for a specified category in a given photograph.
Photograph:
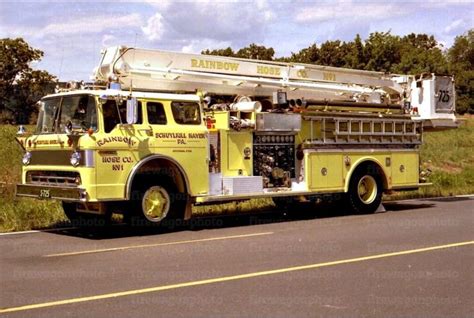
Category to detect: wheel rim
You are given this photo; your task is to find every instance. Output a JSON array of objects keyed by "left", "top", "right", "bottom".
[
  {"left": 357, "top": 175, "right": 377, "bottom": 204},
  {"left": 142, "top": 186, "right": 170, "bottom": 222}
]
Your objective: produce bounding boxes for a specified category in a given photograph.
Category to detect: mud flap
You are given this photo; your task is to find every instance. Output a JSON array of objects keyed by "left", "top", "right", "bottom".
[
  {"left": 375, "top": 203, "right": 386, "bottom": 213},
  {"left": 184, "top": 198, "right": 193, "bottom": 220}
]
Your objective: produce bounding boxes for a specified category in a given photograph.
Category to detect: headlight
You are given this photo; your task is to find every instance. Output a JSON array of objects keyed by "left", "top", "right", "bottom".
[
  {"left": 22, "top": 152, "right": 32, "bottom": 166},
  {"left": 70, "top": 151, "right": 81, "bottom": 167}
]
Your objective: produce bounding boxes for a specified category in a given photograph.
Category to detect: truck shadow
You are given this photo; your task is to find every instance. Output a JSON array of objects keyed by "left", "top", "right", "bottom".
[
  {"left": 418, "top": 196, "right": 472, "bottom": 203},
  {"left": 44, "top": 200, "right": 435, "bottom": 240}
]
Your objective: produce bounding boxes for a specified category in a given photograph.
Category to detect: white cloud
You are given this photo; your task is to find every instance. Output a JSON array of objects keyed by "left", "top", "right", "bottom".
[
  {"left": 295, "top": 2, "right": 408, "bottom": 23},
  {"left": 39, "top": 13, "right": 142, "bottom": 37},
  {"left": 181, "top": 39, "right": 232, "bottom": 54},
  {"left": 1, "top": 0, "right": 470, "bottom": 81},
  {"left": 141, "top": 0, "right": 172, "bottom": 10},
  {"left": 142, "top": 13, "right": 165, "bottom": 41},
  {"left": 417, "top": 0, "right": 474, "bottom": 9},
  {"left": 101, "top": 34, "right": 118, "bottom": 47},
  {"left": 141, "top": 0, "right": 275, "bottom": 50},
  {"left": 444, "top": 18, "right": 468, "bottom": 34},
  {"left": 0, "top": 13, "right": 143, "bottom": 40}
]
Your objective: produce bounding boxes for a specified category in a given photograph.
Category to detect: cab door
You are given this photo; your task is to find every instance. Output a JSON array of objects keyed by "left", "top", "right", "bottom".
[
  {"left": 147, "top": 100, "right": 209, "bottom": 196},
  {"left": 95, "top": 99, "right": 148, "bottom": 200}
]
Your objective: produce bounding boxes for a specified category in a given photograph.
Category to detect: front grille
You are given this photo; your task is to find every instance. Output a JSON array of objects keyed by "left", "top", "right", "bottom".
[
  {"left": 28, "top": 150, "right": 94, "bottom": 167},
  {"left": 26, "top": 171, "right": 80, "bottom": 187}
]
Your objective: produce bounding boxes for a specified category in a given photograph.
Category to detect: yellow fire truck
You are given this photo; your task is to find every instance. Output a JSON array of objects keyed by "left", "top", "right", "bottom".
[{"left": 15, "top": 46, "right": 458, "bottom": 226}]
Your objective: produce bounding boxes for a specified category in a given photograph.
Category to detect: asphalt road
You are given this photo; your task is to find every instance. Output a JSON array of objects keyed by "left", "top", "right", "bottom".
[{"left": 1, "top": 197, "right": 473, "bottom": 318}]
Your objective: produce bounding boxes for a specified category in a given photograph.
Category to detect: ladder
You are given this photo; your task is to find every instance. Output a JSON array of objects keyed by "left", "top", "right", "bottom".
[{"left": 302, "top": 112, "right": 422, "bottom": 147}]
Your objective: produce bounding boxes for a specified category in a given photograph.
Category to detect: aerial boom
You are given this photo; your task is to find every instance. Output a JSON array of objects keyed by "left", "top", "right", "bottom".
[
  {"left": 94, "top": 46, "right": 458, "bottom": 129},
  {"left": 94, "top": 46, "right": 402, "bottom": 104}
]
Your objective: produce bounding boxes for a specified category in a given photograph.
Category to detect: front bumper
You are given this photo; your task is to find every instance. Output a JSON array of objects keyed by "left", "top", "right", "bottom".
[{"left": 16, "top": 184, "right": 87, "bottom": 202}]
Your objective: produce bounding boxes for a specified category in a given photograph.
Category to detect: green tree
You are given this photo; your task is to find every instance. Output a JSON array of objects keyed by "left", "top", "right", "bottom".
[
  {"left": 393, "top": 33, "right": 448, "bottom": 74},
  {"left": 204, "top": 31, "right": 470, "bottom": 114},
  {"left": 0, "top": 38, "right": 56, "bottom": 124},
  {"left": 448, "top": 29, "right": 474, "bottom": 114},
  {"left": 363, "top": 31, "right": 402, "bottom": 72},
  {"left": 202, "top": 47, "right": 236, "bottom": 57},
  {"left": 318, "top": 40, "right": 350, "bottom": 67},
  {"left": 236, "top": 43, "right": 275, "bottom": 60},
  {"left": 285, "top": 43, "right": 320, "bottom": 64},
  {"left": 343, "top": 34, "right": 366, "bottom": 69}
]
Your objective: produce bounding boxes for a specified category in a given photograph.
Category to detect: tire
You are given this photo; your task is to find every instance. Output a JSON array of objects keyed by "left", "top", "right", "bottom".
[
  {"left": 273, "top": 196, "right": 314, "bottom": 216},
  {"left": 273, "top": 197, "right": 294, "bottom": 211},
  {"left": 62, "top": 202, "right": 110, "bottom": 227},
  {"left": 346, "top": 164, "right": 383, "bottom": 214},
  {"left": 130, "top": 180, "right": 185, "bottom": 227}
]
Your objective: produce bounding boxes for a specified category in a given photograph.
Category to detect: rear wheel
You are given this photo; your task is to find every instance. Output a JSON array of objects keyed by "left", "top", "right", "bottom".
[{"left": 346, "top": 164, "right": 383, "bottom": 214}]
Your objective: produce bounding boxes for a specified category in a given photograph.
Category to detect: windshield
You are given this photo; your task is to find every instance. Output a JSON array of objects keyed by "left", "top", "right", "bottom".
[
  {"left": 59, "top": 95, "right": 97, "bottom": 132},
  {"left": 36, "top": 98, "right": 60, "bottom": 133},
  {"left": 36, "top": 95, "right": 98, "bottom": 134}
]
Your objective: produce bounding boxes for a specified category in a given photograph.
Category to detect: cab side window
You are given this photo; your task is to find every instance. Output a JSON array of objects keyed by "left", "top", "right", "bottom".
[
  {"left": 171, "top": 102, "right": 201, "bottom": 125},
  {"left": 103, "top": 100, "right": 142, "bottom": 133},
  {"left": 147, "top": 102, "right": 167, "bottom": 125},
  {"left": 103, "top": 100, "right": 124, "bottom": 133}
]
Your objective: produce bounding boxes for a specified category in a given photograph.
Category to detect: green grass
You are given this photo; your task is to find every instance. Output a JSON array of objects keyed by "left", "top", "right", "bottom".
[
  {"left": 1, "top": 118, "right": 473, "bottom": 232},
  {"left": 0, "top": 198, "right": 64, "bottom": 232},
  {"left": 0, "top": 125, "right": 67, "bottom": 232}
]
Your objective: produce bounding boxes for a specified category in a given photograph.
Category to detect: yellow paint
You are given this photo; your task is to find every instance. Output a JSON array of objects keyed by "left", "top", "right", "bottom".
[
  {"left": 323, "top": 72, "right": 336, "bottom": 81},
  {"left": 343, "top": 155, "right": 390, "bottom": 192},
  {"left": 256, "top": 65, "right": 281, "bottom": 76},
  {"left": 307, "top": 153, "right": 344, "bottom": 190},
  {"left": 87, "top": 96, "right": 208, "bottom": 199},
  {"left": 392, "top": 152, "right": 419, "bottom": 185},
  {"left": 296, "top": 70, "right": 308, "bottom": 78},
  {"left": 44, "top": 232, "right": 273, "bottom": 257},
  {"left": 2, "top": 240, "right": 472, "bottom": 314},
  {"left": 191, "top": 58, "right": 239, "bottom": 72},
  {"left": 210, "top": 111, "right": 230, "bottom": 130},
  {"left": 220, "top": 130, "right": 253, "bottom": 176},
  {"left": 18, "top": 89, "right": 423, "bottom": 210}
]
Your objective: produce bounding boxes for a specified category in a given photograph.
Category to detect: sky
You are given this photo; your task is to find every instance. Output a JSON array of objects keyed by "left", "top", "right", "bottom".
[{"left": 1, "top": 0, "right": 473, "bottom": 81}]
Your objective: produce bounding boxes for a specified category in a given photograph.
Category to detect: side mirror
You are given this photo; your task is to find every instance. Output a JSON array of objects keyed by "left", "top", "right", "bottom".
[
  {"left": 17, "top": 125, "right": 26, "bottom": 135},
  {"left": 126, "top": 97, "right": 138, "bottom": 124}
]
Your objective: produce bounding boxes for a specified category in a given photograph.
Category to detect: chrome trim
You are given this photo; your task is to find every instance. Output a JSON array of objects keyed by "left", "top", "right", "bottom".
[
  {"left": 391, "top": 183, "right": 431, "bottom": 190},
  {"left": 16, "top": 184, "right": 86, "bottom": 202},
  {"left": 303, "top": 148, "right": 419, "bottom": 154},
  {"left": 29, "top": 150, "right": 95, "bottom": 167},
  {"left": 83, "top": 150, "right": 95, "bottom": 167},
  {"left": 125, "top": 154, "right": 190, "bottom": 200},
  {"left": 27, "top": 171, "right": 80, "bottom": 187},
  {"left": 195, "top": 189, "right": 345, "bottom": 204}
]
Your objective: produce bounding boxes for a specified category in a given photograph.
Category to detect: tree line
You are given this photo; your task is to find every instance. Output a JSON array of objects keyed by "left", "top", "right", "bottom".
[
  {"left": 204, "top": 31, "right": 473, "bottom": 114},
  {"left": 0, "top": 30, "right": 472, "bottom": 124}
]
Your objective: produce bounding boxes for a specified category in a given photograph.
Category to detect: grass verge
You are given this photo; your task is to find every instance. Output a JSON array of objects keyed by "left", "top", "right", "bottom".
[{"left": 0, "top": 125, "right": 67, "bottom": 232}]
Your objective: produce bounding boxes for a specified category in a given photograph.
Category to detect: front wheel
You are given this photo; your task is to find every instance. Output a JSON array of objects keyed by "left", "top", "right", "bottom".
[
  {"left": 346, "top": 165, "right": 383, "bottom": 214},
  {"left": 130, "top": 181, "right": 185, "bottom": 227}
]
